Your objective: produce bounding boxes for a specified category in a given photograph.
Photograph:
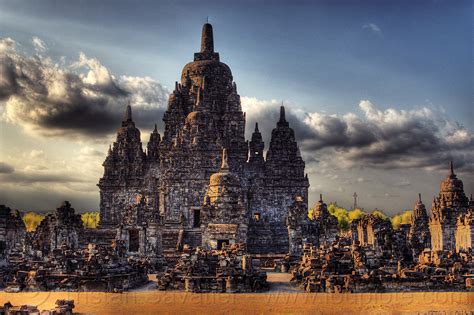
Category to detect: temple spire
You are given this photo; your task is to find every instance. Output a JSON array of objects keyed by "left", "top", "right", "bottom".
[
  {"left": 124, "top": 104, "right": 132, "bottom": 122},
  {"left": 418, "top": 193, "right": 422, "bottom": 203},
  {"left": 279, "top": 104, "right": 286, "bottom": 123},
  {"left": 319, "top": 193, "right": 323, "bottom": 202},
  {"left": 449, "top": 160, "right": 454, "bottom": 176},
  {"left": 201, "top": 22, "right": 214, "bottom": 53},
  {"left": 153, "top": 124, "right": 157, "bottom": 132},
  {"left": 255, "top": 122, "right": 259, "bottom": 132}
]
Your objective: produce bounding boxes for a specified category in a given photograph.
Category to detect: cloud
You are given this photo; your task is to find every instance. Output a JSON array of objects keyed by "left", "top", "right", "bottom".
[
  {"left": 32, "top": 37, "right": 47, "bottom": 54},
  {"left": 0, "top": 171, "right": 85, "bottom": 184},
  {"left": 242, "top": 97, "right": 474, "bottom": 173},
  {"left": 78, "top": 146, "right": 102, "bottom": 157},
  {"left": 362, "top": 23, "right": 383, "bottom": 37},
  {"left": 28, "top": 150, "right": 46, "bottom": 159},
  {"left": 0, "top": 37, "right": 169, "bottom": 139},
  {"left": 0, "top": 162, "right": 15, "bottom": 174}
]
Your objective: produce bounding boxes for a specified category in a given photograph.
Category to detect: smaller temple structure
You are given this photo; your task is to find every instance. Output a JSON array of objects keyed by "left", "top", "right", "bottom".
[
  {"left": 455, "top": 208, "right": 473, "bottom": 253},
  {"left": 157, "top": 244, "right": 267, "bottom": 293},
  {"left": 0, "top": 205, "right": 26, "bottom": 260},
  {"left": 31, "top": 201, "right": 83, "bottom": 256},
  {"left": 115, "top": 194, "right": 164, "bottom": 267},
  {"left": 201, "top": 149, "right": 249, "bottom": 250},
  {"left": 429, "top": 162, "right": 472, "bottom": 251},
  {"left": 408, "top": 194, "right": 431, "bottom": 261},
  {"left": 351, "top": 213, "right": 393, "bottom": 254},
  {"left": 286, "top": 194, "right": 338, "bottom": 258}
]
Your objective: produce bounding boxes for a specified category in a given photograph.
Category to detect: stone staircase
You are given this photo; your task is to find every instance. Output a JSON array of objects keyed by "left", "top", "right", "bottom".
[
  {"left": 183, "top": 229, "right": 202, "bottom": 248},
  {"left": 161, "top": 228, "right": 180, "bottom": 252}
]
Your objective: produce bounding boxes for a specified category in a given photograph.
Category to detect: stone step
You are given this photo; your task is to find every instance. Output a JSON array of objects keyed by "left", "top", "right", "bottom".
[{"left": 184, "top": 230, "right": 202, "bottom": 248}]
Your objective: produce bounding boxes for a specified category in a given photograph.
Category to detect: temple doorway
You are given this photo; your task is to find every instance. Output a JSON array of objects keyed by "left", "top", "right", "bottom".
[
  {"left": 128, "top": 229, "right": 140, "bottom": 252},
  {"left": 193, "top": 209, "right": 201, "bottom": 228}
]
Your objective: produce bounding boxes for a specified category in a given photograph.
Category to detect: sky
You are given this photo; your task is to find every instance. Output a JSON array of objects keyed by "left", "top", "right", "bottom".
[{"left": 0, "top": 0, "right": 472, "bottom": 214}]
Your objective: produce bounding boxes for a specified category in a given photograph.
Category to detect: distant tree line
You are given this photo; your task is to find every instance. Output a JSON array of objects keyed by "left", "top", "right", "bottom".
[
  {"left": 309, "top": 203, "right": 413, "bottom": 234},
  {"left": 21, "top": 204, "right": 412, "bottom": 234},
  {"left": 22, "top": 211, "right": 100, "bottom": 231}
]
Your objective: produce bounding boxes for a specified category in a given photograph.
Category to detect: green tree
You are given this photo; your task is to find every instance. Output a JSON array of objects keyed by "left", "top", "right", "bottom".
[
  {"left": 391, "top": 210, "right": 412, "bottom": 229},
  {"left": 22, "top": 212, "right": 45, "bottom": 232},
  {"left": 81, "top": 212, "right": 100, "bottom": 229}
]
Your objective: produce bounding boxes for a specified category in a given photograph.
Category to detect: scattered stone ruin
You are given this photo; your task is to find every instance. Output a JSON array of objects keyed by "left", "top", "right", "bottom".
[
  {"left": 291, "top": 238, "right": 474, "bottom": 293},
  {"left": 287, "top": 194, "right": 338, "bottom": 258},
  {"left": 4, "top": 241, "right": 148, "bottom": 293},
  {"left": 157, "top": 244, "right": 267, "bottom": 293},
  {"left": 0, "top": 300, "right": 74, "bottom": 315},
  {"left": 30, "top": 201, "right": 83, "bottom": 256}
]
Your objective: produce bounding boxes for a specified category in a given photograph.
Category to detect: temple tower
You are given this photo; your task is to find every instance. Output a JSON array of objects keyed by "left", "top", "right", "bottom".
[
  {"left": 98, "top": 105, "right": 147, "bottom": 226},
  {"left": 429, "top": 161, "right": 470, "bottom": 251},
  {"left": 408, "top": 194, "right": 431, "bottom": 260}
]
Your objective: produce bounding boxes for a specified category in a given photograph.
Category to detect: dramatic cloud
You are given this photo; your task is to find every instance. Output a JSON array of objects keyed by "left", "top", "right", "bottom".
[
  {"left": 0, "top": 162, "right": 15, "bottom": 174},
  {"left": 32, "top": 37, "right": 47, "bottom": 54},
  {"left": 242, "top": 97, "right": 474, "bottom": 173},
  {"left": 0, "top": 37, "right": 168, "bottom": 139}
]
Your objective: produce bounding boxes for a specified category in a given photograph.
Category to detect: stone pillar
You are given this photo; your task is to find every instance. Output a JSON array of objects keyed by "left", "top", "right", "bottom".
[{"left": 226, "top": 276, "right": 236, "bottom": 293}]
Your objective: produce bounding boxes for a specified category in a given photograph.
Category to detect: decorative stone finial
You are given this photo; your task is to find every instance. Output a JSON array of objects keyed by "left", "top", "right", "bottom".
[
  {"left": 279, "top": 104, "right": 286, "bottom": 123},
  {"left": 418, "top": 193, "right": 422, "bottom": 203},
  {"left": 201, "top": 22, "right": 214, "bottom": 53},
  {"left": 221, "top": 148, "right": 229, "bottom": 170},
  {"left": 255, "top": 122, "right": 259, "bottom": 132},
  {"left": 319, "top": 193, "right": 323, "bottom": 202},
  {"left": 124, "top": 104, "right": 132, "bottom": 121},
  {"left": 449, "top": 160, "right": 454, "bottom": 176}
]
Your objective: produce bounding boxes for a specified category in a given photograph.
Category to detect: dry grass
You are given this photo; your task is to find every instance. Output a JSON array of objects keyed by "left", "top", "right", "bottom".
[{"left": 0, "top": 291, "right": 472, "bottom": 315}]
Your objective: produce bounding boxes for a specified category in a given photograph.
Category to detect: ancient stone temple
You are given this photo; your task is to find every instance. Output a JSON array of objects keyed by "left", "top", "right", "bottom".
[
  {"left": 32, "top": 201, "right": 83, "bottom": 256},
  {"left": 0, "top": 205, "right": 26, "bottom": 260},
  {"left": 201, "top": 149, "right": 248, "bottom": 250},
  {"left": 455, "top": 208, "right": 473, "bottom": 252},
  {"left": 351, "top": 214, "right": 393, "bottom": 252},
  {"left": 246, "top": 107, "right": 309, "bottom": 254},
  {"left": 408, "top": 194, "right": 431, "bottom": 260},
  {"left": 287, "top": 194, "right": 338, "bottom": 257},
  {"left": 98, "top": 106, "right": 147, "bottom": 227},
  {"left": 429, "top": 162, "right": 472, "bottom": 252},
  {"left": 115, "top": 195, "right": 163, "bottom": 261},
  {"left": 98, "top": 22, "right": 309, "bottom": 255}
]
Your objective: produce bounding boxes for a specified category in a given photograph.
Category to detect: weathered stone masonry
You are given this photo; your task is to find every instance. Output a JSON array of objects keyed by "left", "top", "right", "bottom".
[{"left": 98, "top": 22, "right": 309, "bottom": 255}]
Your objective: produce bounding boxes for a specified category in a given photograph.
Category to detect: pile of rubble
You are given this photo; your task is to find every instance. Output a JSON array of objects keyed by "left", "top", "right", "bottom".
[
  {"left": 157, "top": 244, "right": 268, "bottom": 293},
  {"left": 4, "top": 242, "right": 149, "bottom": 292},
  {"left": 291, "top": 238, "right": 474, "bottom": 293},
  {"left": 0, "top": 300, "right": 74, "bottom": 315}
]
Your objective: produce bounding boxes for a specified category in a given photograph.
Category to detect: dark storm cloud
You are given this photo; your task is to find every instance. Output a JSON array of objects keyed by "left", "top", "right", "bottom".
[
  {"left": 0, "top": 171, "right": 85, "bottom": 184},
  {"left": 0, "top": 38, "right": 168, "bottom": 138},
  {"left": 0, "top": 162, "right": 15, "bottom": 174},
  {"left": 242, "top": 98, "right": 474, "bottom": 172}
]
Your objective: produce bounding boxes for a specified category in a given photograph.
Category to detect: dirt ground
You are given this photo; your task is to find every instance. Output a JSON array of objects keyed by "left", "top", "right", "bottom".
[{"left": 0, "top": 273, "right": 472, "bottom": 314}]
